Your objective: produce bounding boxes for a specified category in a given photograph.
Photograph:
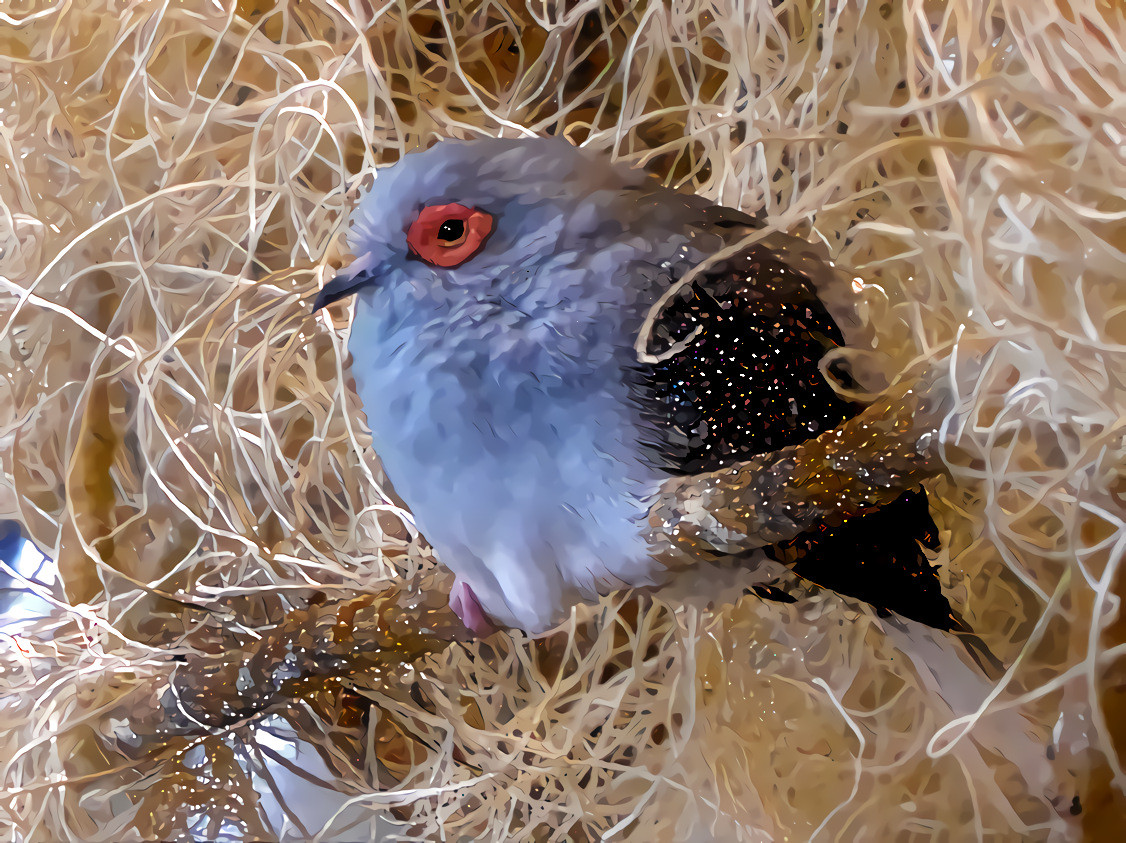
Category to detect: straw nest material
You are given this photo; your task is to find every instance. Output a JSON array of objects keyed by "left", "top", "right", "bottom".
[{"left": 1, "top": 1, "right": 1124, "bottom": 840}]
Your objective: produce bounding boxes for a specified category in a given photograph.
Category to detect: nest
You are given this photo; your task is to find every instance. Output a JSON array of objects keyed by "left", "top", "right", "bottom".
[{"left": 1, "top": 0, "right": 1124, "bottom": 840}]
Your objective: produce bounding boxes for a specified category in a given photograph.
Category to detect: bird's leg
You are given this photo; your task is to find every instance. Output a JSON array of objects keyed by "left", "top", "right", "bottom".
[{"left": 448, "top": 578, "right": 498, "bottom": 637}]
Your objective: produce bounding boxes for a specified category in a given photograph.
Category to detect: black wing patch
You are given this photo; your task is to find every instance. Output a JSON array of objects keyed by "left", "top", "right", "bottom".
[{"left": 636, "top": 244, "right": 955, "bottom": 630}]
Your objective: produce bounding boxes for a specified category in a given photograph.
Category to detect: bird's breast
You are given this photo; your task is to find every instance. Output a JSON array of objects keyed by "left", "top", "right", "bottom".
[{"left": 347, "top": 291, "right": 664, "bottom": 630}]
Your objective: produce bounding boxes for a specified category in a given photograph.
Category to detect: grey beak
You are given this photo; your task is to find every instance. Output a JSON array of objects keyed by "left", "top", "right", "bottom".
[{"left": 312, "top": 271, "right": 372, "bottom": 312}]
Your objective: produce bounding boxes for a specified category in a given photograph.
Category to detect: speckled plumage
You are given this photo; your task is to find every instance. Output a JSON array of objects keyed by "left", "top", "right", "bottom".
[{"left": 318, "top": 138, "right": 952, "bottom": 633}]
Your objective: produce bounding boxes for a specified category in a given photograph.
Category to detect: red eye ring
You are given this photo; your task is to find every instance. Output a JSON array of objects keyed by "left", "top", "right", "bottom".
[{"left": 407, "top": 203, "right": 494, "bottom": 268}]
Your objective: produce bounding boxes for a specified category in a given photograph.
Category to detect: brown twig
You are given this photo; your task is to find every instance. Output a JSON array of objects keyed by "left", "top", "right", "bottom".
[
  {"left": 158, "top": 586, "right": 470, "bottom": 733},
  {"left": 646, "top": 373, "right": 948, "bottom": 568}
]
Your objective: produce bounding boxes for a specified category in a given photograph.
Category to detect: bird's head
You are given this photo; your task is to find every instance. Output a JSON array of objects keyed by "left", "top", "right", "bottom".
[{"left": 312, "top": 138, "right": 660, "bottom": 329}]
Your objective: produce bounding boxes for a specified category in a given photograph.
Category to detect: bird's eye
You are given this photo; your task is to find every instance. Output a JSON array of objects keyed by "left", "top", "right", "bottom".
[
  {"left": 407, "top": 203, "right": 493, "bottom": 268},
  {"left": 437, "top": 219, "right": 465, "bottom": 243}
]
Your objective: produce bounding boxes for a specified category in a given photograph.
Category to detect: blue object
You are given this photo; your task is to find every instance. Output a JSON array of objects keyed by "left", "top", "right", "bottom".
[
  {"left": 0, "top": 520, "right": 21, "bottom": 568},
  {"left": 1, "top": 519, "right": 26, "bottom": 617}
]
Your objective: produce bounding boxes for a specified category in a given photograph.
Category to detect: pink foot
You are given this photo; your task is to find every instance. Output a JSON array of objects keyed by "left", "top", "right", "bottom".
[{"left": 449, "top": 579, "right": 498, "bottom": 637}]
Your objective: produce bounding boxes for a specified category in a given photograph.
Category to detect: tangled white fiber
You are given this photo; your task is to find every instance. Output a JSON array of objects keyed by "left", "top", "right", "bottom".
[{"left": 1, "top": 0, "right": 1124, "bottom": 840}]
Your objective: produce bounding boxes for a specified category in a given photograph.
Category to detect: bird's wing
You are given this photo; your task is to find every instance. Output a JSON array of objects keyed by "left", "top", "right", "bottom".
[{"left": 632, "top": 209, "right": 956, "bottom": 630}]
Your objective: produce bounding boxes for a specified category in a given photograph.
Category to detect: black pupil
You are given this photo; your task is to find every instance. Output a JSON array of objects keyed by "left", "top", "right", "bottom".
[{"left": 437, "top": 219, "right": 464, "bottom": 242}]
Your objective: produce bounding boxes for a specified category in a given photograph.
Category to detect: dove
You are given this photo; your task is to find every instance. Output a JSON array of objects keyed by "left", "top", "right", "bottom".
[{"left": 314, "top": 137, "right": 952, "bottom": 635}]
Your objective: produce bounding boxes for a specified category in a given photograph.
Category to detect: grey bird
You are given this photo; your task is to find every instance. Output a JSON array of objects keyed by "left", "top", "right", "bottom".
[{"left": 314, "top": 137, "right": 952, "bottom": 635}]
